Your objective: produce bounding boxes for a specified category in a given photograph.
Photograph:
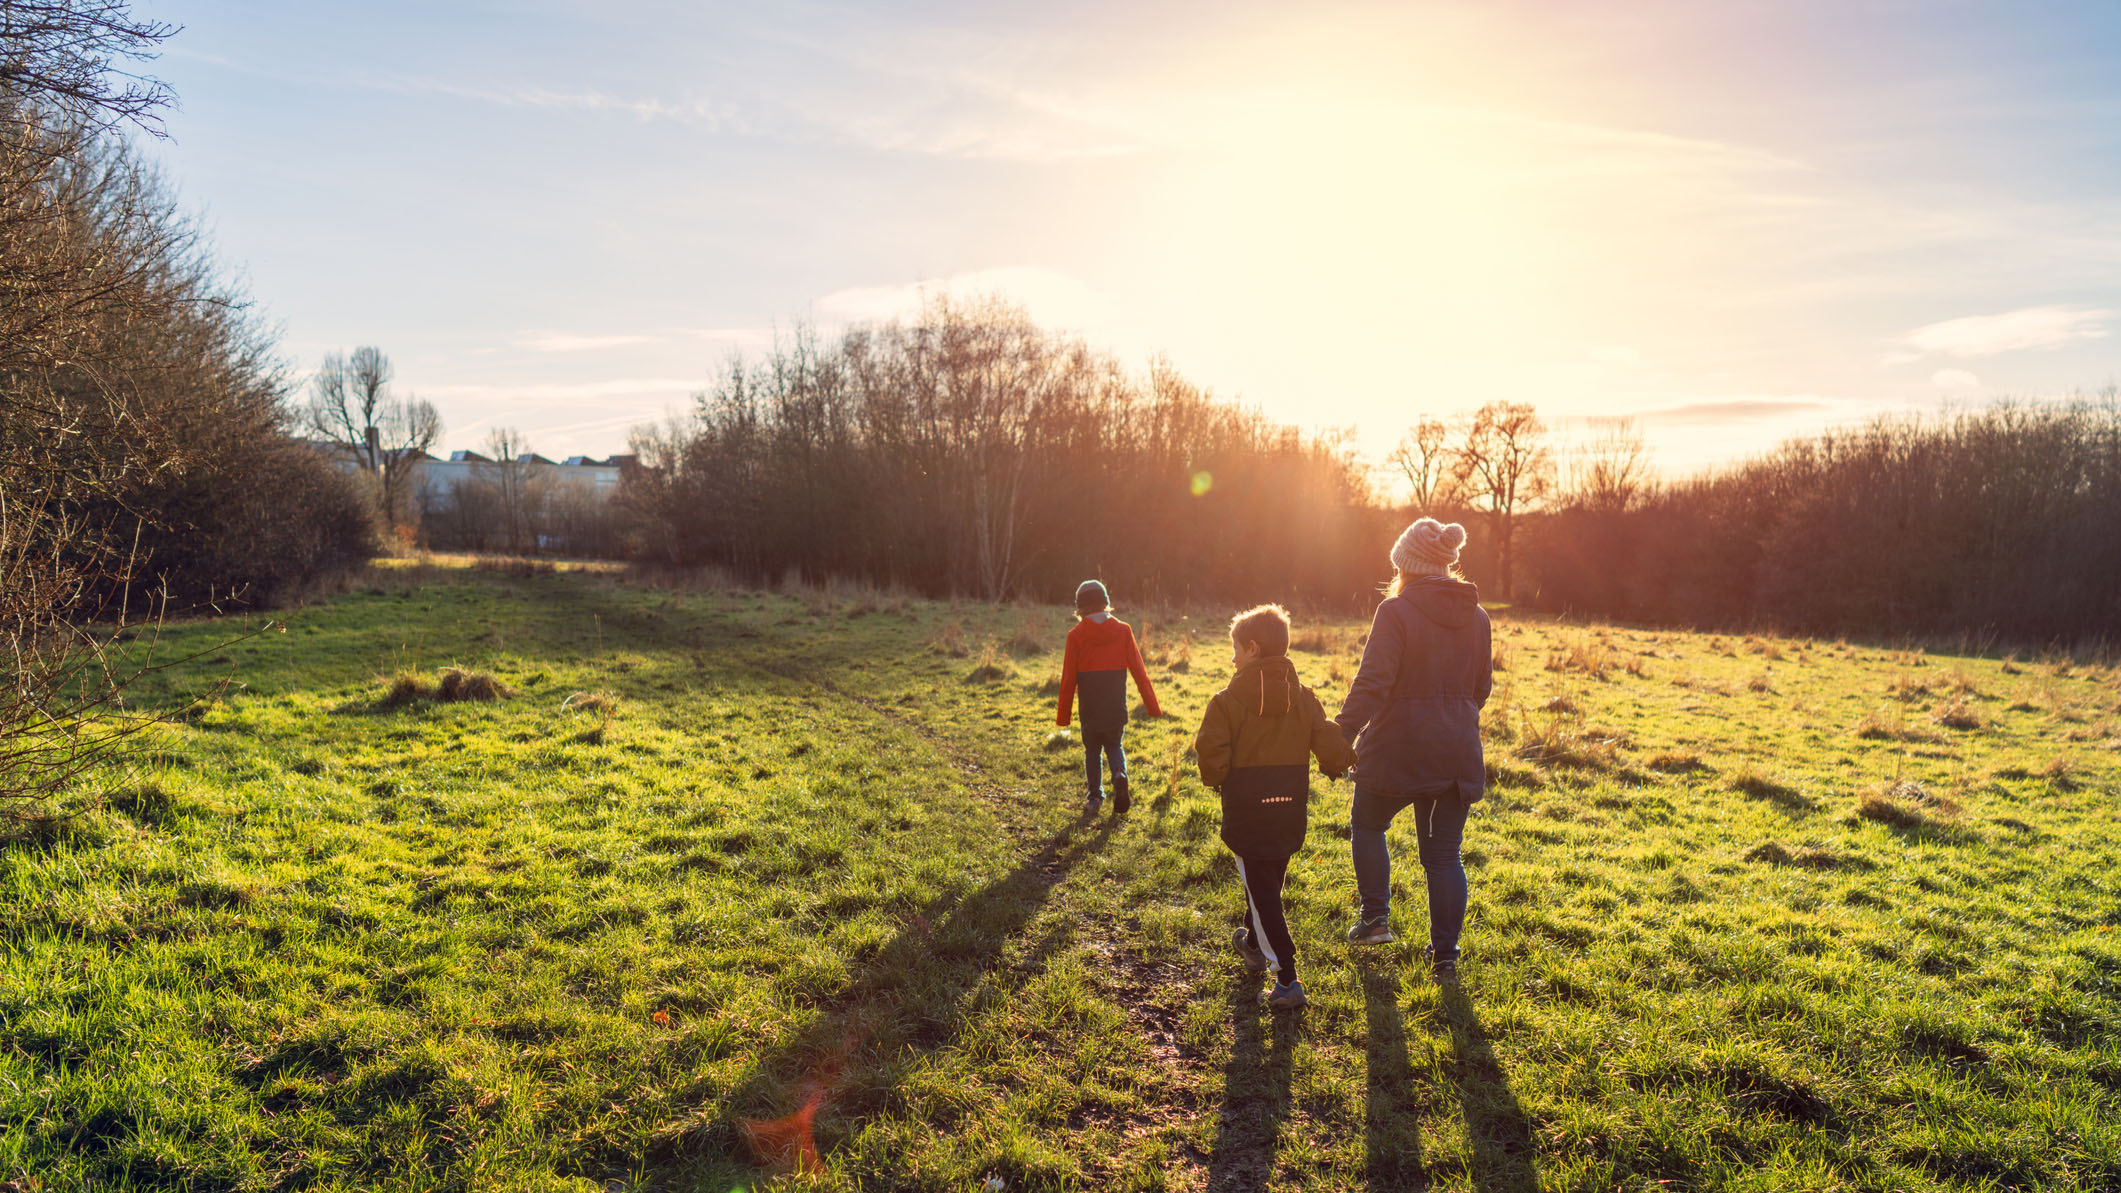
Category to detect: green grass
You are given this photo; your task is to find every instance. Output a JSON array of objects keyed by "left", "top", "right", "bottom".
[{"left": 5, "top": 564, "right": 2119, "bottom": 1191}]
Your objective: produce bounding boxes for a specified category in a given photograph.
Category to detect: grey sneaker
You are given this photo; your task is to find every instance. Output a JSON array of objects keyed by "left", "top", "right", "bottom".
[
  {"left": 1345, "top": 916, "right": 1395, "bottom": 945},
  {"left": 1083, "top": 794, "right": 1103, "bottom": 816},
  {"left": 1232, "top": 929, "right": 1268, "bottom": 973},
  {"left": 1432, "top": 958, "right": 1460, "bottom": 987},
  {"left": 1266, "top": 980, "right": 1307, "bottom": 1010}
]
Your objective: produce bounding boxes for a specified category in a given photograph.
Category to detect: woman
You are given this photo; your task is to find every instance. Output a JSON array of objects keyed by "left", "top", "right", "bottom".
[{"left": 1333, "top": 517, "right": 1493, "bottom": 985}]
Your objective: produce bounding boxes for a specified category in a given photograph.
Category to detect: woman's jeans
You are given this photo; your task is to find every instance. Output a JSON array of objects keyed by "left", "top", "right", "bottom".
[
  {"left": 1082, "top": 727, "right": 1126, "bottom": 798},
  {"left": 1351, "top": 785, "right": 1469, "bottom": 962}
]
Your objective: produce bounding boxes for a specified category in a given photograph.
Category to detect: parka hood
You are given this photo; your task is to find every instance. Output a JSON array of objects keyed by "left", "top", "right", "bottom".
[
  {"left": 1400, "top": 575, "right": 1483, "bottom": 629},
  {"left": 1229, "top": 654, "right": 1301, "bottom": 718}
]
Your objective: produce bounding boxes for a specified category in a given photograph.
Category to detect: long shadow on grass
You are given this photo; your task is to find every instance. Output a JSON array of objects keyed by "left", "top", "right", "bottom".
[
  {"left": 1205, "top": 970, "right": 1299, "bottom": 1192},
  {"left": 630, "top": 809, "right": 1121, "bottom": 1186},
  {"left": 1417, "top": 987, "right": 1539, "bottom": 1192},
  {"left": 1359, "top": 961, "right": 1429, "bottom": 1190}
]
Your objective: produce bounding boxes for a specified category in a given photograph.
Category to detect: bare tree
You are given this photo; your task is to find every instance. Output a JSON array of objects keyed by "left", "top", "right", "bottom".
[
  {"left": 1566, "top": 417, "right": 1653, "bottom": 514},
  {"left": 0, "top": 1, "right": 178, "bottom": 137},
  {"left": 1388, "top": 415, "right": 1460, "bottom": 514},
  {"left": 306, "top": 346, "right": 441, "bottom": 525},
  {"left": 1455, "top": 401, "right": 1553, "bottom": 601},
  {"left": 478, "top": 427, "right": 544, "bottom": 555}
]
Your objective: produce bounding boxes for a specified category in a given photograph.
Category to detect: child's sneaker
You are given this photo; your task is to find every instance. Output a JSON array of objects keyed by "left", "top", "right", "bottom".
[
  {"left": 1083, "top": 793, "right": 1103, "bottom": 816},
  {"left": 1232, "top": 929, "right": 1268, "bottom": 973},
  {"left": 1266, "top": 980, "right": 1307, "bottom": 1010},
  {"left": 1111, "top": 776, "right": 1131, "bottom": 814},
  {"left": 1344, "top": 916, "right": 1395, "bottom": 945}
]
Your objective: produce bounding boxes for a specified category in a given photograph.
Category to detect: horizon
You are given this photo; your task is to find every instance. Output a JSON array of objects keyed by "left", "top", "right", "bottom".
[{"left": 144, "top": 0, "right": 2121, "bottom": 479}]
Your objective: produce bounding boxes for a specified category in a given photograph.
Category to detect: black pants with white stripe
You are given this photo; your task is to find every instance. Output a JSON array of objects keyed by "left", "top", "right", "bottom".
[{"left": 1234, "top": 854, "right": 1298, "bottom": 986}]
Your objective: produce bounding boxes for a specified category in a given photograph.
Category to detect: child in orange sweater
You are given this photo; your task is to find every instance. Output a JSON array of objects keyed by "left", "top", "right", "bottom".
[{"left": 1056, "top": 580, "right": 1163, "bottom": 815}]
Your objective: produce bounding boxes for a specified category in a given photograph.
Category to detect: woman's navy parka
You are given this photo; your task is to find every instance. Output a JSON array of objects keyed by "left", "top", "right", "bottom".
[{"left": 1333, "top": 576, "right": 1494, "bottom": 801}]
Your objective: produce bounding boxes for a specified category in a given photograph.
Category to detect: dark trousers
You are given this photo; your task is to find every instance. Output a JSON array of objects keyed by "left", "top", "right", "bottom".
[
  {"left": 1234, "top": 853, "right": 1299, "bottom": 985},
  {"left": 1351, "top": 786, "right": 1469, "bottom": 962},
  {"left": 1082, "top": 727, "right": 1127, "bottom": 798}
]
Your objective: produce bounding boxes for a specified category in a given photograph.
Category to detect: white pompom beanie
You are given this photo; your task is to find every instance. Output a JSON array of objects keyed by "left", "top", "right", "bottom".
[{"left": 1391, "top": 517, "right": 1467, "bottom": 578}]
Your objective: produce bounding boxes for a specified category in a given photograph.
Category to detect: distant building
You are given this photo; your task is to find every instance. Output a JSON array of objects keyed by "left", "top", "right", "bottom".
[{"left": 303, "top": 441, "right": 636, "bottom": 500}]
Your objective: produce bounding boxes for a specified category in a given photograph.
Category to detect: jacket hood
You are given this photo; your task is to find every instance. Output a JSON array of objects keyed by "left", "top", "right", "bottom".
[
  {"left": 1230, "top": 655, "right": 1300, "bottom": 717},
  {"left": 1074, "top": 615, "right": 1129, "bottom": 643},
  {"left": 1400, "top": 575, "right": 1483, "bottom": 628}
]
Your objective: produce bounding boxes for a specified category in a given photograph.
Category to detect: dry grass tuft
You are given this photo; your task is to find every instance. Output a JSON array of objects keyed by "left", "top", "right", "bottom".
[
  {"left": 1854, "top": 706, "right": 1940, "bottom": 743},
  {"left": 1747, "top": 672, "right": 1775, "bottom": 694},
  {"left": 927, "top": 620, "right": 969, "bottom": 658},
  {"left": 1647, "top": 750, "right": 1710, "bottom": 775},
  {"left": 965, "top": 638, "right": 1013, "bottom": 682},
  {"left": 1540, "top": 695, "right": 1581, "bottom": 715},
  {"left": 1855, "top": 778, "right": 1960, "bottom": 829},
  {"left": 380, "top": 667, "right": 514, "bottom": 707},
  {"left": 1289, "top": 626, "right": 1336, "bottom": 654},
  {"left": 437, "top": 667, "right": 514, "bottom": 702},
  {"left": 379, "top": 671, "right": 431, "bottom": 707},
  {"left": 1931, "top": 697, "right": 1984, "bottom": 731},
  {"left": 1744, "top": 637, "right": 1786, "bottom": 661},
  {"left": 1729, "top": 767, "right": 1811, "bottom": 809},
  {"left": 2041, "top": 755, "right": 2080, "bottom": 789},
  {"left": 563, "top": 690, "right": 619, "bottom": 743},
  {"left": 1004, "top": 616, "right": 1047, "bottom": 658},
  {"left": 1514, "top": 709, "right": 1625, "bottom": 771},
  {"left": 1888, "top": 677, "right": 1931, "bottom": 703},
  {"left": 1546, "top": 636, "right": 1614, "bottom": 680}
]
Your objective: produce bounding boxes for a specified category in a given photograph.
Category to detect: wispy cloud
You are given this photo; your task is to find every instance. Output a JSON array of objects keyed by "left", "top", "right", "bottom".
[
  {"left": 1632, "top": 397, "right": 1833, "bottom": 425},
  {"left": 423, "top": 378, "right": 698, "bottom": 404},
  {"left": 1891, "top": 304, "right": 2113, "bottom": 361},
  {"left": 513, "top": 332, "right": 664, "bottom": 353},
  {"left": 1931, "top": 368, "right": 1981, "bottom": 391},
  {"left": 371, "top": 76, "right": 742, "bottom": 127}
]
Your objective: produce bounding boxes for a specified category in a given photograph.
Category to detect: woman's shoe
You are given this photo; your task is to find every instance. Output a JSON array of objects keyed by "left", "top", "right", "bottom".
[
  {"left": 1232, "top": 929, "right": 1269, "bottom": 972},
  {"left": 1266, "top": 980, "right": 1307, "bottom": 1010}
]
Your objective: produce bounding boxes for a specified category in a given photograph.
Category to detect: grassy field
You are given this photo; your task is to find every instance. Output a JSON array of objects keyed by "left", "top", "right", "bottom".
[{"left": 5, "top": 559, "right": 2119, "bottom": 1192}]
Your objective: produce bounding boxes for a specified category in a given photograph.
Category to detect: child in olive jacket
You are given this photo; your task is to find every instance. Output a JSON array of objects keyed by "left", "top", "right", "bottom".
[
  {"left": 1194, "top": 604, "right": 1356, "bottom": 1010},
  {"left": 1057, "top": 580, "right": 1162, "bottom": 814}
]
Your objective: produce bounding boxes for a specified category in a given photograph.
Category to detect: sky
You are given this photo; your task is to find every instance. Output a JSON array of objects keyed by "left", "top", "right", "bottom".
[{"left": 138, "top": 0, "right": 2121, "bottom": 482}]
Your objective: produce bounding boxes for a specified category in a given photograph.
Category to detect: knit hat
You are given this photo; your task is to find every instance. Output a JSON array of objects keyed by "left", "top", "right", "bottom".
[
  {"left": 1074, "top": 579, "right": 1111, "bottom": 615},
  {"left": 1390, "top": 518, "right": 1466, "bottom": 578}
]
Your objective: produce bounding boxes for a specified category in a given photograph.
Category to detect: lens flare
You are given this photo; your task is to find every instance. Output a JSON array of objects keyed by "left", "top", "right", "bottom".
[{"left": 1190, "top": 470, "right": 1213, "bottom": 497}]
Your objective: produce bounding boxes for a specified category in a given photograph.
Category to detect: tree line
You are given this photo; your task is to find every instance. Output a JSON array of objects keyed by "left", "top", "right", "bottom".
[
  {"left": 622, "top": 299, "right": 2120, "bottom": 650},
  {"left": 2, "top": 2, "right": 374, "bottom": 826},
  {"left": 622, "top": 296, "right": 1392, "bottom": 609},
  {"left": 1527, "top": 399, "right": 2121, "bottom": 644}
]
